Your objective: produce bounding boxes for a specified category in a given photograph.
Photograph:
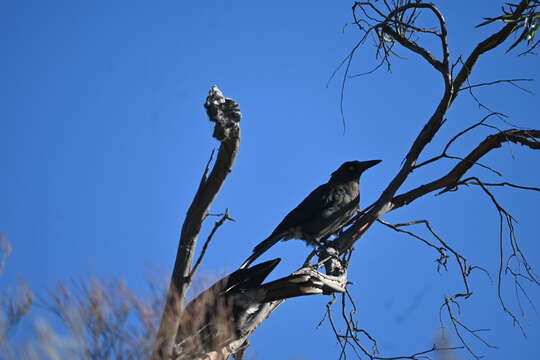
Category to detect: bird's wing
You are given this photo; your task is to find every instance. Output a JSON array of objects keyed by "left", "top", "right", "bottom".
[
  {"left": 240, "top": 183, "right": 349, "bottom": 269},
  {"left": 320, "top": 183, "right": 349, "bottom": 217},
  {"left": 271, "top": 183, "right": 345, "bottom": 236}
]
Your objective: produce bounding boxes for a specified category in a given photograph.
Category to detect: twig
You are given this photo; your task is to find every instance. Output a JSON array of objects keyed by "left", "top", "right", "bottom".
[
  {"left": 379, "top": 219, "right": 474, "bottom": 296},
  {"left": 457, "top": 178, "right": 540, "bottom": 192},
  {"left": 189, "top": 209, "right": 235, "bottom": 280},
  {"left": 466, "top": 177, "right": 527, "bottom": 335},
  {"left": 443, "top": 298, "right": 487, "bottom": 359},
  {"left": 377, "top": 219, "right": 449, "bottom": 270},
  {"left": 459, "top": 78, "right": 534, "bottom": 94},
  {"left": 414, "top": 112, "right": 503, "bottom": 170},
  {"left": 319, "top": 273, "right": 464, "bottom": 360}
]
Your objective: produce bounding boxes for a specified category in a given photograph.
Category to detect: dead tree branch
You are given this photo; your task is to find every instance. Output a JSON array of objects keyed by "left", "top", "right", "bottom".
[
  {"left": 456, "top": 179, "right": 540, "bottom": 192},
  {"left": 173, "top": 259, "right": 350, "bottom": 359},
  {"left": 377, "top": 219, "right": 449, "bottom": 270},
  {"left": 389, "top": 129, "right": 540, "bottom": 210},
  {"left": 152, "top": 86, "right": 241, "bottom": 360},
  {"left": 458, "top": 78, "right": 534, "bottom": 94},
  {"left": 318, "top": 284, "right": 465, "bottom": 360},
  {"left": 413, "top": 112, "right": 503, "bottom": 171},
  {"left": 441, "top": 297, "right": 496, "bottom": 360}
]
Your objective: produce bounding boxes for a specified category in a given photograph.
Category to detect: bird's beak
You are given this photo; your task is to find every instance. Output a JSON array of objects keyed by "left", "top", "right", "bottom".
[{"left": 362, "top": 159, "right": 382, "bottom": 170}]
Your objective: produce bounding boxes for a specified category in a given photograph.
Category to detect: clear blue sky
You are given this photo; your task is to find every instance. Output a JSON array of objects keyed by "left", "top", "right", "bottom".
[{"left": 1, "top": 1, "right": 539, "bottom": 359}]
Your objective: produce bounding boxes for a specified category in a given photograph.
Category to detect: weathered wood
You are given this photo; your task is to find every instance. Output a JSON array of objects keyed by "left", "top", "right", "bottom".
[{"left": 152, "top": 86, "right": 242, "bottom": 360}]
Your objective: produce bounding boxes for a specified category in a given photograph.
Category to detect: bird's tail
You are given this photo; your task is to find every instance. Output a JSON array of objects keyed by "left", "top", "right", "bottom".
[{"left": 239, "top": 235, "right": 281, "bottom": 269}]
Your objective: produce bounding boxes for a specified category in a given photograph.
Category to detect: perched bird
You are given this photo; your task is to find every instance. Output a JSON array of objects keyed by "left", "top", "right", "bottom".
[{"left": 240, "top": 160, "right": 381, "bottom": 269}]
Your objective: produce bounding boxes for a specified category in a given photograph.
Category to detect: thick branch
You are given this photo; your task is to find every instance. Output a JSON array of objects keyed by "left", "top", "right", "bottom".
[
  {"left": 174, "top": 261, "right": 345, "bottom": 359},
  {"left": 380, "top": 24, "right": 446, "bottom": 74},
  {"left": 334, "top": 76, "right": 453, "bottom": 251},
  {"left": 152, "top": 86, "right": 241, "bottom": 360}
]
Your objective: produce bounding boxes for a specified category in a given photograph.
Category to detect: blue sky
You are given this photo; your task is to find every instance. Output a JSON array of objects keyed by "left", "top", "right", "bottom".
[{"left": 1, "top": 1, "right": 539, "bottom": 359}]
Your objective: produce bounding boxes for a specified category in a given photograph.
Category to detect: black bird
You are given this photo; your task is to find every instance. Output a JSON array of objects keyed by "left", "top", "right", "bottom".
[
  {"left": 240, "top": 160, "right": 381, "bottom": 269},
  {"left": 177, "top": 259, "right": 281, "bottom": 357}
]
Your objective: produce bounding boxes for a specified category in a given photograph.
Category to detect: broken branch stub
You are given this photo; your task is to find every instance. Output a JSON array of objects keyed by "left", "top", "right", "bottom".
[{"left": 205, "top": 86, "right": 242, "bottom": 141}]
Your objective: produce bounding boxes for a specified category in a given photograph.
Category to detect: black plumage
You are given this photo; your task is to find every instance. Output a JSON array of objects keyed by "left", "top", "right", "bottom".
[{"left": 240, "top": 160, "right": 381, "bottom": 269}]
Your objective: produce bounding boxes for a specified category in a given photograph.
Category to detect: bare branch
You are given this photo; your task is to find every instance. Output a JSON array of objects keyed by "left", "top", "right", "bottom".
[
  {"left": 459, "top": 78, "right": 534, "bottom": 94},
  {"left": 377, "top": 219, "right": 449, "bottom": 270},
  {"left": 380, "top": 23, "right": 446, "bottom": 74},
  {"left": 380, "top": 219, "right": 478, "bottom": 297},
  {"left": 414, "top": 112, "right": 503, "bottom": 170},
  {"left": 189, "top": 209, "right": 235, "bottom": 280},
  {"left": 442, "top": 297, "right": 494, "bottom": 360},
  {"left": 390, "top": 129, "right": 540, "bottom": 211},
  {"left": 152, "top": 86, "right": 242, "bottom": 360},
  {"left": 438, "top": 174, "right": 538, "bottom": 337},
  {"left": 457, "top": 178, "right": 540, "bottom": 192},
  {"left": 355, "top": 2, "right": 451, "bottom": 76},
  {"left": 470, "top": 178, "right": 529, "bottom": 335},
  {"left": 318, "top": 278, "right": 465, "bottom": 360}
]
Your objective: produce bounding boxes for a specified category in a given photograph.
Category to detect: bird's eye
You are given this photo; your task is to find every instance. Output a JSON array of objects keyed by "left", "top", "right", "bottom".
[{"left": 349, "top": 165, "right": 355, "bottom": 171}]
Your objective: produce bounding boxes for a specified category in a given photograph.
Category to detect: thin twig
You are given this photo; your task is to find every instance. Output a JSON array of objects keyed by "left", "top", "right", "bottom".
[
  {"left": 189, "top": 209, "right": 235, "bottom": 280},
  {"left": 443, "top": 298, "right": 484, "bottom": 359},
  {"left": 377, "top": 219, "right": 449, "bottom": 270},
  {"left": 457, "top": 178, "right": 540, "bottom": 192},
  {"left": 459, "top": 78, "right": 534, "bottom": 94},
  {"left": 414, "top": 112, "right": 503, "bottom": 170}
]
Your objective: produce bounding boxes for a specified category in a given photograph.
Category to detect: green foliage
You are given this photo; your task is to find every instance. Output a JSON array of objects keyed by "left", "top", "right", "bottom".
[{"left": 476, "top": 0, "right": 539, "bottom": 53}]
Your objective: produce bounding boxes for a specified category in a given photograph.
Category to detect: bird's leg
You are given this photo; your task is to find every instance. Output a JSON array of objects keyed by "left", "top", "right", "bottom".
[
  {"left": 318, "top": 246, "right": 345, "bottom": 277},
  {"left": 302, "top": 236, "right": 336, "bottom": 269}
]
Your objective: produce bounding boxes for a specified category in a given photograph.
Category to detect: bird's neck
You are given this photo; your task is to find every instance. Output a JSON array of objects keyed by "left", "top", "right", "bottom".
[{"left": 328, "top": 176, "right": 360, "bottom": 185}]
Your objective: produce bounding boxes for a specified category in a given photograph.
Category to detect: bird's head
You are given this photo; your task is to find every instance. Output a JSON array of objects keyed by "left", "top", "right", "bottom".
[{"left": 330, "top": 160, "right": 382, "bottom": 181}]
